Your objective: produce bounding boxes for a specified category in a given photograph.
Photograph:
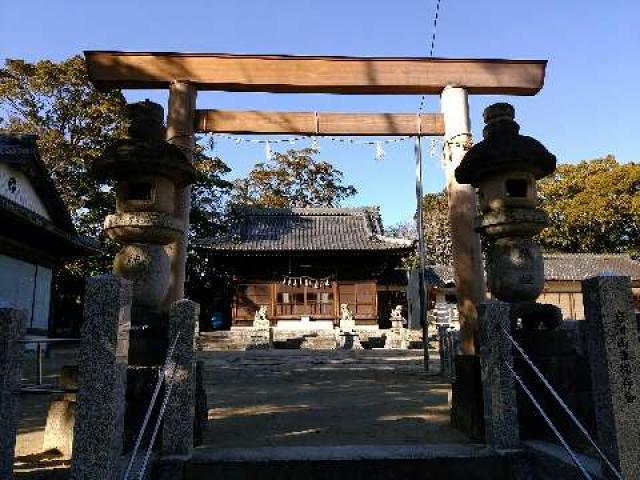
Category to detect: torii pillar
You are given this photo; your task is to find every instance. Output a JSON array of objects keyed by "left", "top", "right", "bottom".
[
  {"left": 164, "top": 81, "right": 198, "bottom": 308},
  {"left": 441, "top": 86, "right": 485, "bottom": 355}
]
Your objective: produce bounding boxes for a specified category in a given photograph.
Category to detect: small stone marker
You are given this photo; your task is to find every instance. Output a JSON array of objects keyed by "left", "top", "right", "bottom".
[
  {"left": 43, "top": 400, "right": 76, "bottom": 458},
  {"left": 582, "top": 274, "right": 640, "bottom": 479},
  {"left": 43, "top": 365, "right": 79, "bottom": 458},
  {"left": 161, "top": 299, "right": 199, "bottom": 456},
  {"left": 478, "top": 301, "right": 519, "bottom": 449},
  {"left": 71, "top": 275, "right": 132, "bottom": 480},
  {"left": 0, "top": 307, "right": 26, "bottom": 480}
]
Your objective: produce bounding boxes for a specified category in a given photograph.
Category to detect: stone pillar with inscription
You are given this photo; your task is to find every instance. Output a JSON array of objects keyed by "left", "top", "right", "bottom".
[
  {"left": 71, "top": 275, "right": 131, "bottom": 480},
  {"left": 582, "top": 274, "right": 640, "bottom": 479},
  {"left": 478, "top": 301, "right": 519, "bottom": 449},
  {"left": 161, "top": 299, "right": 199, "bottom": 456}
]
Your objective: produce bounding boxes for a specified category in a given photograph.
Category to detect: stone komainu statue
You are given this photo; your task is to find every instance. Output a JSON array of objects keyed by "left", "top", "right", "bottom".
[
  {"left": 253, "top": 305, "right": 270, "bottom": 328},
  {"left": 340, "top": 303, "right": 355, "bottom": 331},
  {"left": 389, "top": 305, "right": 405, "bottom": 328},
  {"left": 340, "top": 304, "right": 353, "bottom": 322}
]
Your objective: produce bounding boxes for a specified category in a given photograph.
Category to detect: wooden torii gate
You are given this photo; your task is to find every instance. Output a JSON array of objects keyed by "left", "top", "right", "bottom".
[{"left": 84, "top": 51, "right": 547, "bottom": 354}]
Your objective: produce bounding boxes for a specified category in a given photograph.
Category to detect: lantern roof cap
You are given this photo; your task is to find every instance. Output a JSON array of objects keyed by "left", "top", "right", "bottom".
[
  {"left": 92, "top": 100, "right": 196, "bottom": 185},
  {"left": 455, "top": 103, "right": 556, "bottom": 186}
]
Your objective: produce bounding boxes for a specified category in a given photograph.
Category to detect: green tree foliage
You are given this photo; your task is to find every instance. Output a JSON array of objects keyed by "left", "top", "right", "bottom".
[
  {"left": 0, "top": 57, "right": 234, "bottom": 331},
  {"left": 538, "top": 155, "right": 640, "bottom": 253},
  {"left": 407, "top": 157, "right": 640, "bottom": 262},
  {"left": 0, "top": 56, "right": 129, "bottom": 283},
  {"left": 231, "top": 147, "right": 357, "bottom": 207},
  {"left": 186, "top": 148, "right": 234, "bottom": 304},
  {"left": 422, "top": 191, "right": 453, "bottom": 265},
  {"left": 0, "top": 56, "right": 129, "bottom": 237}
]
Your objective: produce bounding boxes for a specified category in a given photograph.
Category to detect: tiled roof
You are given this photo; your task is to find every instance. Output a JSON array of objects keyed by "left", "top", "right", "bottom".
[
  {"left": 200, "top": 207, "right": 415, "bottom": 254},
  {"left": 425, "top": 264, "right": 456, "bottom": 286},
  {"left": 543, "top": 253, "right": 640, "bottom": 281},
  {"left": 0, "top": 134, "right": 99, "bottom": 256},
  {"left": 424, "top": 254, "right": 640, "bottom": 286},
  {"left": 0, "top": 134, "right": 75, "bottom": 231}
]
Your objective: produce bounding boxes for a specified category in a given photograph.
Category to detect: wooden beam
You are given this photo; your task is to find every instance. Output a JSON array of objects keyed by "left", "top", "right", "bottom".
[
  {"left": 195, "top": 110, "right": 445, "bottom": 136},
  {"left": 84, "top": 51, "right": 547, "bottom": 95}
]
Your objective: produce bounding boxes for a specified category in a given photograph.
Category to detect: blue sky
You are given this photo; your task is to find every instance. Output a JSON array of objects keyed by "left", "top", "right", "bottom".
[{"left": 1, "top": 0, "right": 638, "bottom": 226}]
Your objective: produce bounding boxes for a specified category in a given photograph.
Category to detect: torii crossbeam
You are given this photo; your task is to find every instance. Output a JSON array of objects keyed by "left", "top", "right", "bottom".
[
  {"left": 195, "top": 110, "right": 445, "bottom": 136},
  {"left": 85, "top": 51, "right": 546, "bottom": 95}
]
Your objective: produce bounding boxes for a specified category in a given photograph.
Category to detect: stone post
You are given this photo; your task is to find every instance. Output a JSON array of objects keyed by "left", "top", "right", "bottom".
[
  {"left": 441, "top": 86, "right": 484, "bottom": 354},
  {"left": 0, "top": 307, "right": 26, "bottom": 480},
  {"left": 478, "top": 301, "right": 519, "bottom": 449},
  {"left": 161, "top": 299, "right": 199, "bottom": 456},
  {"left": 71, "top": 275, "right": 131, "bottom": 480},
  {"left": 164, "top": 81, "right": 197, "bottom": 309},
  {"left": 582, "top": 274, "right": 640, "bottom": 479}
]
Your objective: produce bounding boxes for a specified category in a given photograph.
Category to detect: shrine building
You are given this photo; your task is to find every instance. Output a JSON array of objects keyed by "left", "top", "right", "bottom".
[
  {"left": 200, "top": 207, "right": 414, "bottom": 329},
  {"left": 0, "top": 134, "right": 97, "bottom": 335}
]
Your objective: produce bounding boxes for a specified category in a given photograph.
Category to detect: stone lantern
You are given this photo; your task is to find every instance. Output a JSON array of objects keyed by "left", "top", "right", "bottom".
[
  {"left": 455, "top": 103, "right": 556, "bottom": 305},
  {"left": 92, "top": 100, "right": 196, "bottom": 312}
]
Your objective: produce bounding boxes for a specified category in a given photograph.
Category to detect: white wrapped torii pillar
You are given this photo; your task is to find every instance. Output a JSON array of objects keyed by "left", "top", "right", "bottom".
[
  {"left": 441, "top": 86, "right": 485, "bottom": 354},
  {"left": 84, "top": 51, "right": 547, "bottom": 354}
]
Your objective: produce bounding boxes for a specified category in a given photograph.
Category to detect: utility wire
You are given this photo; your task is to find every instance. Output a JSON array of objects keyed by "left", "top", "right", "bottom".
[{"left": 418, "top": 0, "right": 443, "bottom": 113}]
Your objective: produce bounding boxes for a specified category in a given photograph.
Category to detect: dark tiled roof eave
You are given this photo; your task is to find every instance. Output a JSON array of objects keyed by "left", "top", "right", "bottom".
[
  {"left": 200, "top": 207, "right": 415, "bottom": 253},
  {"left": 422, "top": 254, "right": 640, "bottom": 286},
  {"left": 0, "top": 195, "right": 100, "bottom": 256},
  {"left": 543, "top": 253, "right": 640, "bottom": 281}
]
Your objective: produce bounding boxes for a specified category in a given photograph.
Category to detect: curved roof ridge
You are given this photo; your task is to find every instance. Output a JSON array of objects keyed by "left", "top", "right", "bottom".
[
  {"left": 233, "top": 206, "right": 381, "bottom": 216},
  {"left": 201, "top": 205, "right": 411, "bottom": 254}
]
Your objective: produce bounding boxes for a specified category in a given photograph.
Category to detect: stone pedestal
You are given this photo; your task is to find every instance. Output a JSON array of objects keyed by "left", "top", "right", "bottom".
[
  {"left": 478, "top": 301, "right": 519, "bottom": 449},
  {"left": 339, "top": 331, "right": 363, "bottom": 350},
  {"left": 513, "top": 328, "right": 595, "bottom": 447},
  {"left": 582, "top": 274, "right": 640, "bottom": 479},
  {"left": 450, "top": 355, "right": 484, "bottom": 441},
  {"left": 384, "top": 328, "right": 407, "bottom": 349},
  {"left": 0, "top": 307, "right": 26, "bottom": 480},
  {"left": 162, "top": 299, "right": 199, "bottom": 456},
  {"left": 71, "top": 275, "right": 132, "bottom": 480}
]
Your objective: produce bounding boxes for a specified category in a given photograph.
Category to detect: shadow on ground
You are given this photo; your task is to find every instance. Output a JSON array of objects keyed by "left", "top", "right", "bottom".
[{"left": 200, "top": 350, "right": 467, "bottom": 448}]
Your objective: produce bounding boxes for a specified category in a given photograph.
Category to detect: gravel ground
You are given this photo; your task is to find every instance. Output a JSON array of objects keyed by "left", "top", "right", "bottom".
[
  {"left": 13, "top": 347, "right": 467, "bottom": 478},
  {"left": 200, "top": 349, "right": 469, "bottom": 448}
]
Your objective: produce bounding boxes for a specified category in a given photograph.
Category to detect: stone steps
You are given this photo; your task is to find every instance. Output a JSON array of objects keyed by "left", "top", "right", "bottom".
[
  {"left": 273, "top": 330, "right": 338, "bottom": 350},
  {"left": 154, "top": 444, "right": 533, "bottom": 480},
  {"left": 198, "top": 328, "right": 426, "bottom": 351}
]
